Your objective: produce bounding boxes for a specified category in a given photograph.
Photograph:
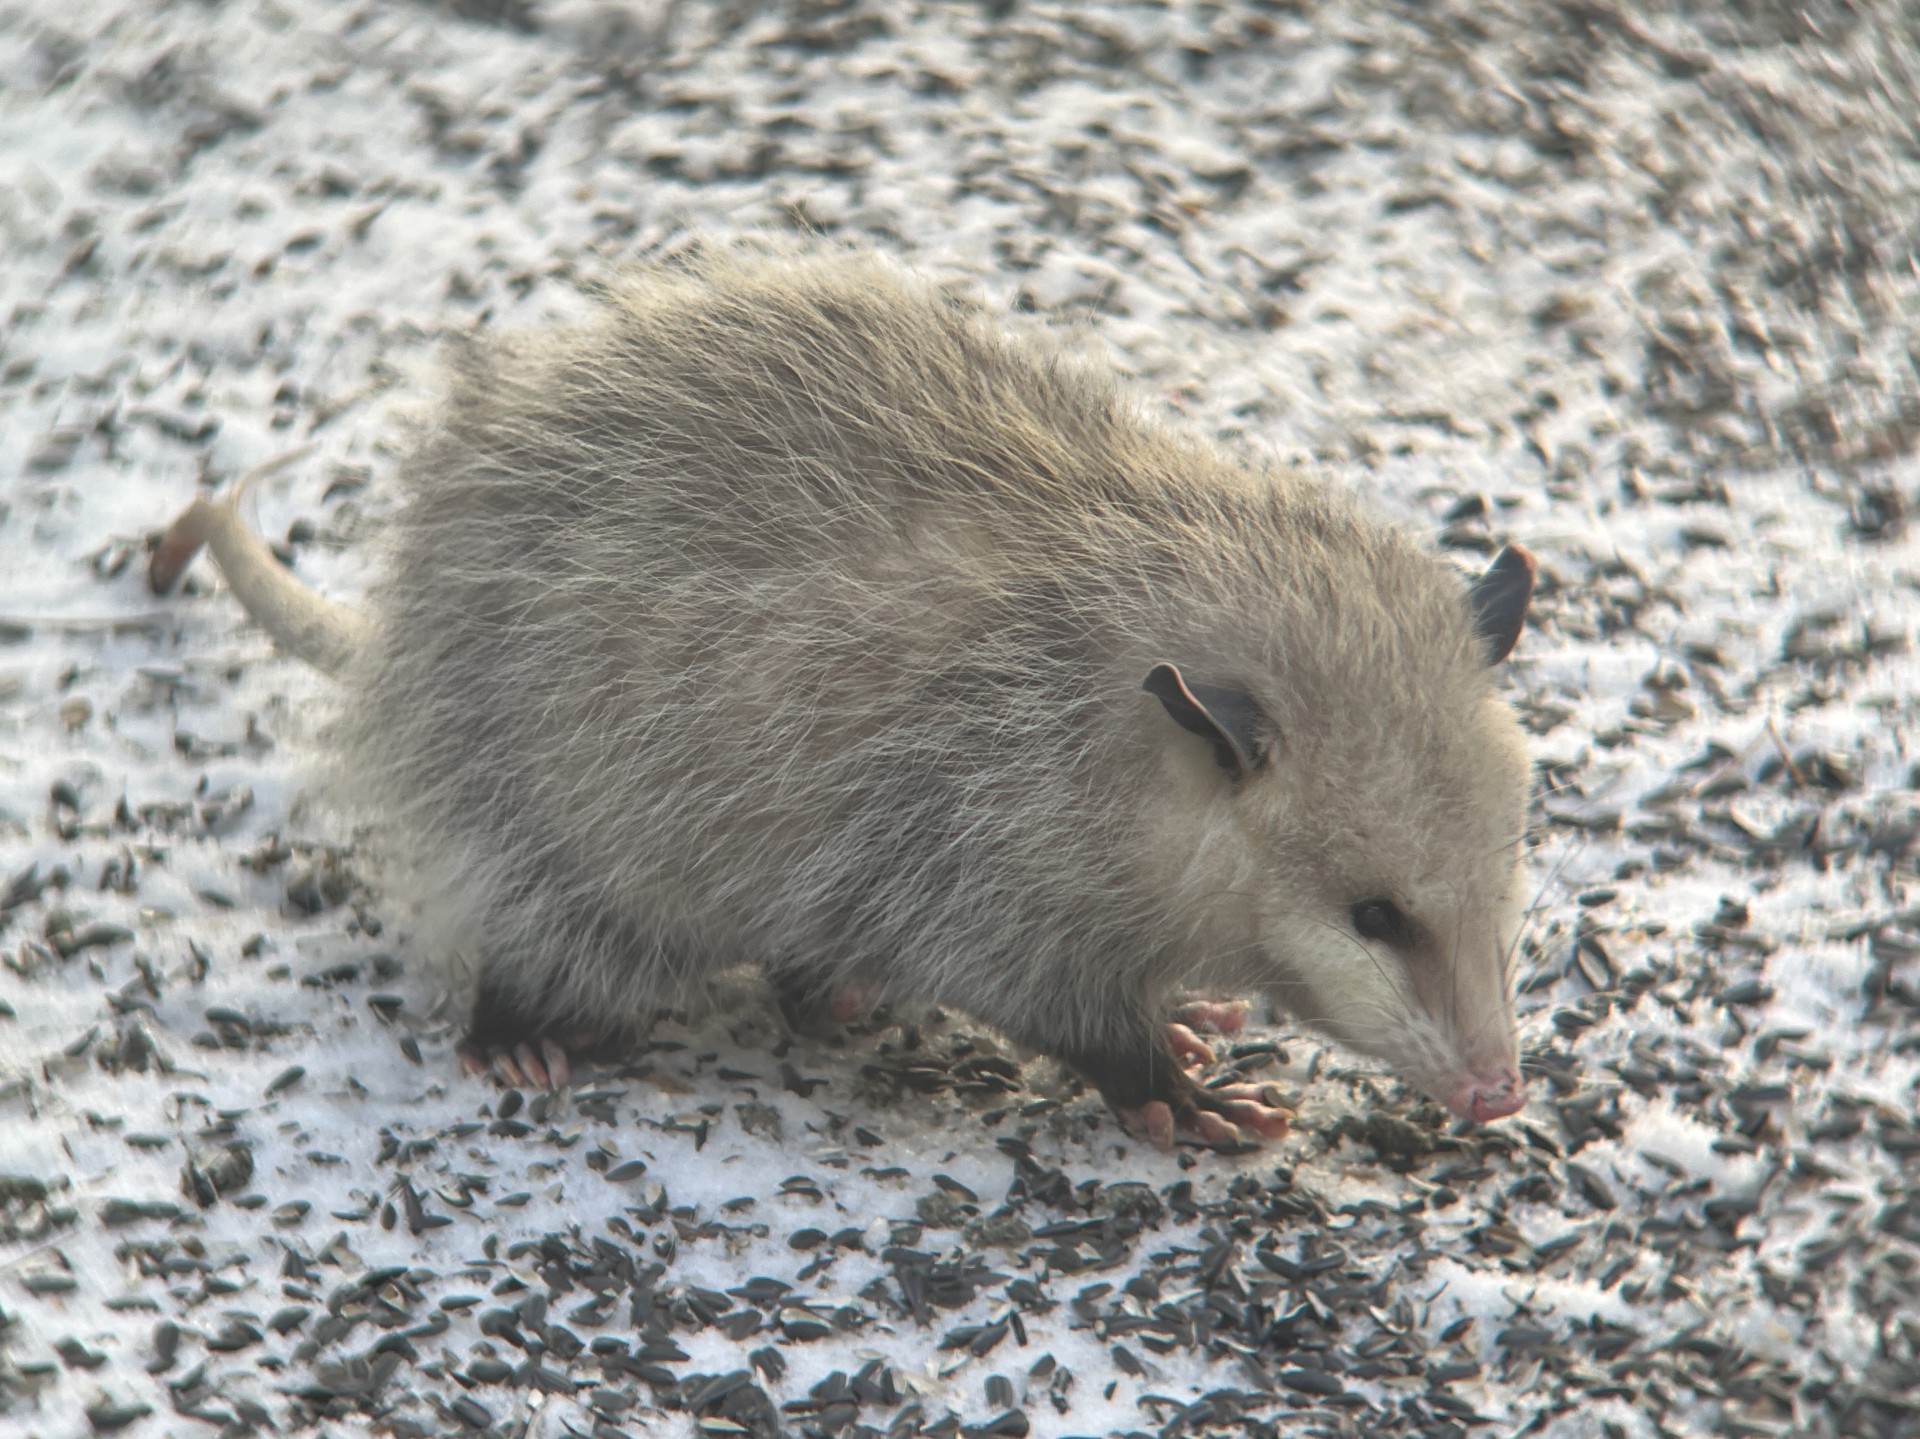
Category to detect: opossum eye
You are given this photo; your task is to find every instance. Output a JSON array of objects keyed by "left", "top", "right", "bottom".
[{"left": 1350, "top": 898, "right": 1413, "bottom": 949}]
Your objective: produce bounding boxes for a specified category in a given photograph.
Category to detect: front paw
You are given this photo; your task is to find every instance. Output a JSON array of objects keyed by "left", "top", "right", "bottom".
[
  {"left": 1165, "top": 998, "right": 1251, "bottom": 1067},
  {"left": 1114, "top": 1072, "right": 1292, "bottom": 1152}
]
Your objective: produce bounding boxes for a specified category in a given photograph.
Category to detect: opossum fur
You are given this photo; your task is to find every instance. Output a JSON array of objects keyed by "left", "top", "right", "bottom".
[{"left": 155, "top": 248, "right": 1536, "bottom": 1133}]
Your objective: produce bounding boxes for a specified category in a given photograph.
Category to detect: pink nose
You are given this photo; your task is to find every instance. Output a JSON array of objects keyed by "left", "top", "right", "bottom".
[{"left": 1446, "top": 1068, "right": 1524, "bottom": 1124}]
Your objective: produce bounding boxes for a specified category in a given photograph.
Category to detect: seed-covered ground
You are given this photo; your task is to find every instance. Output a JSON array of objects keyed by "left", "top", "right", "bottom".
[{"left": 1, "top": 2, "right": 1917, "bottom": 1437}]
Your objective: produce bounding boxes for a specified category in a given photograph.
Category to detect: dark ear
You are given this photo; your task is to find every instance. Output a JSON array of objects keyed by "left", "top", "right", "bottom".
[
  {"left": 1141, "top": 663, "right": 1276, "bottom": 778},
  {"left": 1467, "top": 544, "right": 1535, "bottom": 665}
]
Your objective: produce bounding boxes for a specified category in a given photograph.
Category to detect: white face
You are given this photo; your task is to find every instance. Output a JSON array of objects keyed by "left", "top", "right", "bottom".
[
  {"left": 1139, "top": 536, "right": 1538, "bottom": 1124},
  {"left": 1149, "top": 691, "right": 1533, "bottom": 1124},
  {"left": 1243, "top": 702, "right": 1533, "bottom": 1121}
]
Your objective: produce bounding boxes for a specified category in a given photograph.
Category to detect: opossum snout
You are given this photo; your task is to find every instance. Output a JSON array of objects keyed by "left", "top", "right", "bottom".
[{"left": 1442, "top": 1065, "right": 1525, "bottom": 1124}]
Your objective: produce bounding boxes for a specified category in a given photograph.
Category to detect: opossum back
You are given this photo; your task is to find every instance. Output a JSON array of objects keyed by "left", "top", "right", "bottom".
[{"left": 329, "top": 251, "right": 1187, "bottom": 1032}]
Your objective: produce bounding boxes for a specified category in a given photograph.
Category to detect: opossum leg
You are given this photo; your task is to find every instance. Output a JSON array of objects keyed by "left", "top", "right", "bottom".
[{"left": 1069, "top": 1035, "right": 1291, "bottom": 1151}]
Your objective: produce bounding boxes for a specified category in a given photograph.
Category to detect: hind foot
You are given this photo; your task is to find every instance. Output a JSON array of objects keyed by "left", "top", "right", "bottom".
[
  {"left": 458, "top": 1034, "right": 575, "bottom": 1091},
  {"left": 457, "top": 1019, "right": 651, "bottom": 1090},
  {"left": 460, "top": 974, "right": 645, "bottom": 1091}
]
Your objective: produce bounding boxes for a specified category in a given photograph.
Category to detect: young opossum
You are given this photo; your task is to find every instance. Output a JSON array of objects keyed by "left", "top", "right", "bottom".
[{"left": 151, "top": 249, "right": 1537, "bottom": 1148}]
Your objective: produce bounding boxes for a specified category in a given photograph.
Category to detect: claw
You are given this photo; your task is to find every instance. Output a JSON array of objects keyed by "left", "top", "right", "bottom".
[
  {"left": 513, "top": 1041, "right": 551, "bottom": 1091},
  {"left": 540, "top": 1037, "right": 572, "bottom": 1090},
  {"left": 460, "top": 1035, "right": 578, "bottom": 1093},
  {"left": 490, "top": 1049, "right": 529, "bottom": 1089}
]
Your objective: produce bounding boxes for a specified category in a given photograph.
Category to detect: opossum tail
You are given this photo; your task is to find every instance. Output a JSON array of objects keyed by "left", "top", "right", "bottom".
[{"left": 148, "top": 447, "right": 367, "bottom": 677}]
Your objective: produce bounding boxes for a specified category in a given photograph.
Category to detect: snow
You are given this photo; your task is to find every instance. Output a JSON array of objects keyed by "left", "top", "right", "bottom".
[{"left": 1, "top": 1, "right": 1917, "bottom": 1437}]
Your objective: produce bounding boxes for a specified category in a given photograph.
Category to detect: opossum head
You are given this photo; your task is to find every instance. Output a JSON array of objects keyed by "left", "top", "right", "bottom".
[{"left": 1145, "top": 546, "right": 1536, "bottom": 1124}]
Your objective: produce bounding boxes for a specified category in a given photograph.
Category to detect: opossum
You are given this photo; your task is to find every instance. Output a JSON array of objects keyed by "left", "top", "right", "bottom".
[{"left": 151, "top": 249, "right": 1537, "bottom": 1148}]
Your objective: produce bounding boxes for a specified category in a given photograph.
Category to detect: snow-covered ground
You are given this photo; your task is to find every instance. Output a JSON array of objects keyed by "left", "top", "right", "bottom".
[{"left": 1, "top": 2, "right": 1916, "bottom": 1436}]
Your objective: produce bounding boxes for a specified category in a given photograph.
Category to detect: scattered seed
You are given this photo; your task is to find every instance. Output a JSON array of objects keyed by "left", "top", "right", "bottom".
[
  {"left": 1279, "top": 1368, "right": 1344, "bottom": 1397},
  {"left": 84, "top": 1399, "right": 154, "bottom": 1432},
  {"left": 448, "top": 1394, "right": 491, "bottom": 1429}
]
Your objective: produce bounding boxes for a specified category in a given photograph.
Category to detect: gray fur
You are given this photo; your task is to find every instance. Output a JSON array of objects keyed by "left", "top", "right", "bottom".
[{"left": 169, "top": 248, "right": 1535, "bottom": 1121}]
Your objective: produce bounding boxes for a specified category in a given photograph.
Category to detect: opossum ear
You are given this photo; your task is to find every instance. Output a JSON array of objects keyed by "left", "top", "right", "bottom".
[
  {"left": 1468, "top": 544, "right": 1536, "bottom": 665},
  {"left": 1142, "top": 663, "right": 1275, "bottom": 778}
]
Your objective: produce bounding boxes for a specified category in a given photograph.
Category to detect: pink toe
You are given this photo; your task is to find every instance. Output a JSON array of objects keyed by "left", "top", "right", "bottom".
[
  {"left": 1202, "top": 1001, "right": 1247, "bottom": 1034},
  {"left": 1175, "top": 1000, "right": 1248, "bottom": 1035},
  {"left": 1143, "top": 1101, "right": 1176, "bottom": 1150},
  {"left": 1227, "top": 1101, "right": 1291, "bottom": 1138},
  {"left": 1193, "top": 1110, "right": 1242, "bottom": 1145},
  {"left": 1166, "top": 1022, "right": 1215, "bottom": 1067}
]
